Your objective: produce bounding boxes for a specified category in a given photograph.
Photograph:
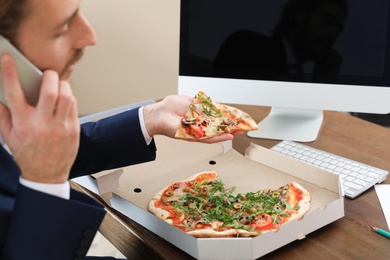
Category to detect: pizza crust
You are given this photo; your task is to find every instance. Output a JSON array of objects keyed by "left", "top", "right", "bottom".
[
  {"left": 174, "top": 127, "right": 195, "bottom": 140},
  {"left": 187, "top": 228, "right": 239, "bottom": 238}
]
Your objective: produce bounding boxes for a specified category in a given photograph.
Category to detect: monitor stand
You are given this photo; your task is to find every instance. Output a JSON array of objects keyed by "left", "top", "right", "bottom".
[{"left": 247, "top": 107, "right": 324, "bottom": 142}]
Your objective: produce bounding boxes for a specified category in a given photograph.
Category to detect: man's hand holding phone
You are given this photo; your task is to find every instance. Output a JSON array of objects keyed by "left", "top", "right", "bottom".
[
  {"left": 0, "top": 54, "right": 80, "bottom": 184},
  {"left": 0, "top": 35, "right": 43, "bottom": 106}
]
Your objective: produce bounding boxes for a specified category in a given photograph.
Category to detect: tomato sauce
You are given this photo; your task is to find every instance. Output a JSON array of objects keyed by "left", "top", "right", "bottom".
[
  {"left": 176, "top": 226, "right": 190, "bottom": 232},
  {"left": 288, "top": 182, "right": 303, "bottom": 206},
  {"left": 195, "top": 223, "right": 213, "bottom": 230}
]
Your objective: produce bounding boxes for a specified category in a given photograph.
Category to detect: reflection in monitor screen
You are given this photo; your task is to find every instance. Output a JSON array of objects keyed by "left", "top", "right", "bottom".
[{"left": 178, "top": 0, "right": 390, "bottom": 142}]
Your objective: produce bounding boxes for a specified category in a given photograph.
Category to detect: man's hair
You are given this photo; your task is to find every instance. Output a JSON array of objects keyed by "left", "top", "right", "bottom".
[{"left": 0, "top": 0, "right": 28, "bottom": 43}]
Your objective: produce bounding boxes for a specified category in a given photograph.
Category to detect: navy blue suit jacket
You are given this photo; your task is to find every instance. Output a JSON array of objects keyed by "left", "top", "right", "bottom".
[{"left": 0, "top": 108, "right": 157, "bottom": 260}]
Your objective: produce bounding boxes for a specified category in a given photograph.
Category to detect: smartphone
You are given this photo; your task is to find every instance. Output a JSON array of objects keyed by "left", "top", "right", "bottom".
[{"left": 0, "top": 35, "right": 42, "bottom": 106}]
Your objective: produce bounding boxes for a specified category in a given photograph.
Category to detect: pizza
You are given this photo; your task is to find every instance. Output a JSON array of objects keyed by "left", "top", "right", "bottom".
[
  {"left": 148, "top": 171, "right": 311, "bottom": 238},
  {"left": 175, "top": 91, "right": 258, "bottom": 139}
]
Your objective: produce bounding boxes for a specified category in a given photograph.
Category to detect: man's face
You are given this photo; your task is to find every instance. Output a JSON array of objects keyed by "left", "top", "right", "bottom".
[{"left": 14, "top": 0, "right": 97, "bottom": 80}]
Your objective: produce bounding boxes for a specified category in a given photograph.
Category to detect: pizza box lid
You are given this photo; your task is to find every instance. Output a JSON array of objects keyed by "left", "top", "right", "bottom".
[{"left": 73, "top": 135, "right": 344, "bottom": 259}]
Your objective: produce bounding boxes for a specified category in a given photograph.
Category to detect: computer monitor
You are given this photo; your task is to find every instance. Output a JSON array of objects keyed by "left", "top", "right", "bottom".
[{"left": 178, "top": 0, "right": 390, "bottom": 142}]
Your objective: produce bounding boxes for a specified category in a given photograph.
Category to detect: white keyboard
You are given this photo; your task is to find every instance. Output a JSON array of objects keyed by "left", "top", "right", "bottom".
[{"left": 271, "top": 140, "right": 388, "bottom": 199}]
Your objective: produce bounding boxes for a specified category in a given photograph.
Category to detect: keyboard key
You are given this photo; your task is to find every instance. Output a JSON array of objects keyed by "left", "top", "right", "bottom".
[{"left": 344, "top": 181, "right": 362, "bottom": 190}]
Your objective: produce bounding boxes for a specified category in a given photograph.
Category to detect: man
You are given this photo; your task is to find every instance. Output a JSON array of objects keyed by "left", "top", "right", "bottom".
[{"left": 0, "top": 0, "right": 241, "bottom": 259}]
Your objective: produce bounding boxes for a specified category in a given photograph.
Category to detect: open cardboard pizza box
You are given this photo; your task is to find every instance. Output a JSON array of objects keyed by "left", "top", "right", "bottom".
[{"left": 74, "top": 135, "right": 344, "bottom": 259}]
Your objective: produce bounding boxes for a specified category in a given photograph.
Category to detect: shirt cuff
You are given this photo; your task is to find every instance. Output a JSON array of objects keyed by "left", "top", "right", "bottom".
[
  {"left": 19, "top": 177, "right": 70, "bottom": 200},
  {"left": 138, "top": 106, "right": 153, "bottom": 145}
]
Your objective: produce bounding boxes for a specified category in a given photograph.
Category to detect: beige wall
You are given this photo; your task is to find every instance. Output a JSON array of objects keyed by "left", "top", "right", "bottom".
[{"left": 73, "top": 0, "right": 180, "bottom": 116}]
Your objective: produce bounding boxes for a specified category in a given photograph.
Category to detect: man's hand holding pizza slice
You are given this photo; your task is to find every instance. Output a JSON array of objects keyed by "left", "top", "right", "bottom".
[
  {"left": 142, "top": 93, "right": 247, "bottom": 144},
  {"left": 175, "top": 91, "right": 258, "bottom": 141}
]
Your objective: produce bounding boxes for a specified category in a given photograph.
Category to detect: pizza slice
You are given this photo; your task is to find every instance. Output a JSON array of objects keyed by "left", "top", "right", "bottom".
[
  {"left": 175, "top": 91, "right": 258, "bottom": 140},
  {"left": 149, "top": 171, "right": 311, "bottom": 238}
]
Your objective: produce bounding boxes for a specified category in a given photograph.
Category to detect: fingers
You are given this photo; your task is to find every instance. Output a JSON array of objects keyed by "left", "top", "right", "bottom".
[
  {"left": 185, "top": 131, "right": 245, "bottom": 144},
  {"left": 0, "top": 53, "right": 78, "bottom": 137},
  {"left": 182, "top": 95, "right": 194, "bottom": 102},
  {"left": 231, "top": 130, "right": 245, "bottom": 137},
  {"left": 54, "top": 80, "right": 77, "bottom": 121},
  {"left": 36, "top": 70, "right": 60, "bottom": 118},
  {"left": 0, "top": 54, "right": 27, "bottom": 114},
  {"left": 0, "top": 101, "right": 11, "bottom": 142},
  {"left": 184, "top": 133, "right": 234, "bottom": 144},
  {"left": 204, "top": 131, "right": 245, "bottom": 143},
  {"left": 201, "top": 134, "right": 234, "bottom": 144},
  {"left": 178, "top": 95, "right": 194, "bottom": 113},
  {"left": 0, "top": 54, "right": 71, "bottom": 120},
  {"left": 36, "top": 71, "right": 77, "bottom": 123}
]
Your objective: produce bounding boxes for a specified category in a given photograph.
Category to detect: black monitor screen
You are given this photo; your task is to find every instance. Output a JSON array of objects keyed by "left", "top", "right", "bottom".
[{"left": 180, "top": 0, "right": 390, "bottom": 87}]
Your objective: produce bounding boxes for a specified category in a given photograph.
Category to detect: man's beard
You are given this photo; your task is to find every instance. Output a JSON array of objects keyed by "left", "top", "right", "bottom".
[{"left": 60, "top": 49, "right": 84, "bottom": 79}]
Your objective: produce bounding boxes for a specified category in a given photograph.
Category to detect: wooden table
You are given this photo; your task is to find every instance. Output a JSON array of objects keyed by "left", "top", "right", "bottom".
[{"left": 73, "top": 105, "right": 390, "bottom": 259}]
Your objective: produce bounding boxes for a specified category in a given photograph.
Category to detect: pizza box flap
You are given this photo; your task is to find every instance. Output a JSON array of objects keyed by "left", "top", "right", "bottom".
[
  {"left": 245, "top": 142, "right": 340, "bottom": 194},
  {"left": 113, "top": 135, "right": 240, "bottom": 207}
]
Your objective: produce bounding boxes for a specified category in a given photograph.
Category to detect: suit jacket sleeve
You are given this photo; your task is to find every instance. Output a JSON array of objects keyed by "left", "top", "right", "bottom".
[{"left": 70, "top": 107, "right": 157, "bottom": 178}]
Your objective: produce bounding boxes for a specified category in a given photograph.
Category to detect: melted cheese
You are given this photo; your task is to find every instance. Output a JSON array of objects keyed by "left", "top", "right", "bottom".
[{"left": 203, "top": 117, "right": 224, "bottom": 135}]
